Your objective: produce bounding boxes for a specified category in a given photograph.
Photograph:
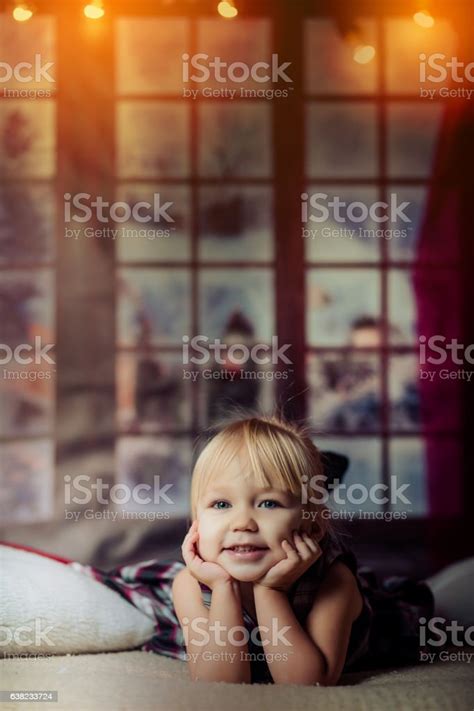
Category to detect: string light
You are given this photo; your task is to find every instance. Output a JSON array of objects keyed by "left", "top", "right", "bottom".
[
  {"left": 84, "top": 0, "right": 105, "bottom": 19},
  {"left": 335, "top": 19, "right": 376, "bottom": 66},
  {"left": 217, "top": 1, "right": 238, "bottom": 19},
  {"left": 353, "top": 44, "right": 376, "bottom": 64},
  {"left": 413, "top": 10, "right": 435, "bottom": 28},
  {"left": 12, "top": 2, "right": 34, "bottom": 21}
]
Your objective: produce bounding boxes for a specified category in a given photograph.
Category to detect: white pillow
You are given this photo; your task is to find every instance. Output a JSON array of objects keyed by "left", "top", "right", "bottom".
[{"left": 0, "top": 545, "right": 156, "bottom": 655}]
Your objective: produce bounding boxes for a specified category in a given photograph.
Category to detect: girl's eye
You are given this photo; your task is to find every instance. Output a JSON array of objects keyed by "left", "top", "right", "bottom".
[
  {"left": 211, "top": 500, "right": 230, "bottom": 510},
  {"left": 259, "top": 499, "right": 282, "bottom": 509}
]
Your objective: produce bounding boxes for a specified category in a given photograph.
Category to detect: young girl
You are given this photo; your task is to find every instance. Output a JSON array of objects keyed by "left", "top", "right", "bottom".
[
  {"left": 74, "top": 415, "right": 473, "bottom": 685},
  {"left": 172, "top": 415, "right": 369, "bottom": 685}
]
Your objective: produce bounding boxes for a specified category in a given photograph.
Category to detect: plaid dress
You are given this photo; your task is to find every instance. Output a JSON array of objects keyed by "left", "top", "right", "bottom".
[{"left": 71, "top": 531, "right": 434, "bottom": 683}]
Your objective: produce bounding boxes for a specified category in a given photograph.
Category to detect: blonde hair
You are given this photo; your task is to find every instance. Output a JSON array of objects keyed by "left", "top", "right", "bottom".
[{"left": 190, "top": 415, "right": 332, "bottom": 538}]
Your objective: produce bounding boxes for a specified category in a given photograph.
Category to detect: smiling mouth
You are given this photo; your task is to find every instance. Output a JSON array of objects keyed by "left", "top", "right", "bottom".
[{"left": 224, "top": 546, "right": 269, "bottom": 553}]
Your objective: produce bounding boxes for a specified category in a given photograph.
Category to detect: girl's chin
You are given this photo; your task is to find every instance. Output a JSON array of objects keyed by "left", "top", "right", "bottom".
[
  {"left": 219, "top": 560, "right": 274, "bottom": 582},
  {"left": 225, "top": 569, "right": 265, "bottom": 582}
]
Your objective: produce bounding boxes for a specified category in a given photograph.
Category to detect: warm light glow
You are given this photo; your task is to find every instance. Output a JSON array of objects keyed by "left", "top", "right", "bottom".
[
  {"left": 84, "top": 1, "right": 105, "bottom": 19},
  {"left": 12, "top": 4, "right": 33, "bottom": 21},
  {"left": 217, "top": 1, "right": 238, "bottom": 19},
  {"left": 353, "top": 44, "right": 376, "bottom": 64},
  {"left": 413, "top": 10, "right": 435, "bottom": 28}
]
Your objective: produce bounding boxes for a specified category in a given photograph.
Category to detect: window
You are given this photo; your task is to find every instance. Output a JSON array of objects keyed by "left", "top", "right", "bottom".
[
  {"left": 2, "top": 4, "right": 468, "bottom": 528},
  {"left": 0, "top": 14, "right": 57, "bottom": 523},
  {"left": 304, "top": 17, "right": 460, "bottom": 518},
  {"left": 114, "top": 17, "right": 277, "bottom": 518}
]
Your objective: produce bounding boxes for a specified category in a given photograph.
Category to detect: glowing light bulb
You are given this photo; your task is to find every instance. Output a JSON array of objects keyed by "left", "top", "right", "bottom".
[
  {"left": 13, "top": 4, "right": 33, "bottom": 21},
  {"left": 353, "top": 44, "right": 376, "bottom": 65},
  {"left": 413, "top": 11, "right": 435, "bottom": 28},
  {"left": 217, "top": 1, "right": 238, "bottom": 19},
  {"left": 84, "top": 1, "right": 105, "bottom": 19}
]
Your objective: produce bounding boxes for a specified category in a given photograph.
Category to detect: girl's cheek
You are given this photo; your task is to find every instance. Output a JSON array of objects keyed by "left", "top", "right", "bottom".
[
  {"left": 275, "top": 509, "right": 302, "bottom": 535},
  {"left": 195, "top": 517, "right": 221, "bottom": 560}
]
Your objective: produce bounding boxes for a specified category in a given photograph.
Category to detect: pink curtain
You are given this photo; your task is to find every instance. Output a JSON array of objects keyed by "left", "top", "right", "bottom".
[{"left": 414, "top": 100, "right": 474, "bottom": 517}]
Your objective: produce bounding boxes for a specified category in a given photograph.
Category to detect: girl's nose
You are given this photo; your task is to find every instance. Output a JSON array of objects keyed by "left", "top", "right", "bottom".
[{"left": 231, "top": 509, "right": 258, "bottom": 531}]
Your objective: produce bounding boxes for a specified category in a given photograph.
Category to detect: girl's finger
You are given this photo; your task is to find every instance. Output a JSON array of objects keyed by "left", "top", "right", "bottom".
[
  {"left": 182, "top": 529, "right": 193, "bottom": 546},
  {"left": 182, "top": 534, "right": 195, "bottom": 555},
  {"left": 182, "top": 536, "right": 201, "bottom": 568},
  {"left": 181, "top": 544, "right": 194, "bottom": 566},
  {"left": 182, "top": 529, "right": 199, "bottom": 558},
  {"left": 187, "top": 532, "right": 199, "bottom": 553},
  {"left": 293, "top": 531, "right": 311, "bottom": 559},
  {"left": 302, "top": 532, "right": 318, "bottom": 553},
  {"left": 185, "top": 521, "right": 198, "bottom": 538},
  {"left": 282, "top": 538, "right": 300, "bottom": 560}
]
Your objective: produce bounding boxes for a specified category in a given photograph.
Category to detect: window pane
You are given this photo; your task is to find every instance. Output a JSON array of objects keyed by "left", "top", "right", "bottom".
[
  {"left": 387, "top": 103, "right": 443, "bottom": 178},
  {"left": 0, "top": 14, "right": 56, "bottom": 90},
  {"left": 0, "top": 269, "right": 55, "bottom": 346},
  {"left": 307, "top": 353, "right": 381, "bottom": 432},
  {"left": 388, "top": 269, "right": 416, "bottom": 344},
  {"left": 315, "top": 437, "right": 383, "bottom": 515},
  {"left": 0, "top": 269, "right": 55, "bottom": 436},
  {"left": 116, "top": 18, "right": 190, "bottom": 95},
  {"left": 197, "top": 19, "right": 271, "bottom": 90},
  {"left": 0, "top": 440, "right": 54, "bottom": 523},
  {"left": 385, "top": 18, "right": 457, "bottom": 94},
  {"left": 117, "top": 102, "right": 190, "bottom": 178},
  {"left": 117, "top": 352, "right": 191, "bottom": 433},
  {"left": 0, "top": 184, "right": 55, "bottom": 264},
  {"left": 199, "top": 269, "right": 274, "bottom": 341},
  {"left": 0, "top": 100, "right": 55, "bottom": 178},
  {"left": 418, "top": 365, "right": 462, "bottom": 432},
  {"left": 305, "top": 19, "right": 377, "bottom": 94},
  {"left": 306, "top": 269, "right": 380, "bottom": 346},
  {"left": 115, "top": 184, "right": 191, "bottom": 263},
  {"left": 0, "top": 361, "right": 54, "bottom": 437},
  {"left": 199, "top": 187, "right": 273, "bottom": 262},
  {"left": 116, "top": 437, "right": 192, "bottom": 517},
  {"left": 389, "top": 354, "right": 420, "bottom": 431},
  {"left": 306, "top": 103, "right": 377, "bottom": 178},
  {"left": 389, "top": 438, "right": 427, "bottom": 516},
  {"left": 386, "top": 186, "right": 427, "bottom": 262},
  {"left": 197, "top": 359, "right": 275, "bottom": 429},
  {"left": 304, "top": 187, "right": 381, "bottom": 262},
  {"left": 117, "top": 268, "right": 191, "bottom": 346},
  {"left": 198, "top": 103, "right": 271, "bottom": 178}
]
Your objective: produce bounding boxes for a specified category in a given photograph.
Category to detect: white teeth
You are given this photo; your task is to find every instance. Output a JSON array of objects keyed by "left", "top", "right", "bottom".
[{"left": 231, "top": 546, "right": 260, "bottom": 552}]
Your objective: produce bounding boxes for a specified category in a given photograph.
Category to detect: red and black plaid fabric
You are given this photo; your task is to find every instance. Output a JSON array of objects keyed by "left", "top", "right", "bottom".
[{"left": 68, "top": 532, "right": 432, "bottom": 682}]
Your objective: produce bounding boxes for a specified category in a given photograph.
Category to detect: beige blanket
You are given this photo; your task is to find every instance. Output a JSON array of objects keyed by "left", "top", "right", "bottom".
[{"left": 1, "top": 650, "right": 472, "bottom": 711}]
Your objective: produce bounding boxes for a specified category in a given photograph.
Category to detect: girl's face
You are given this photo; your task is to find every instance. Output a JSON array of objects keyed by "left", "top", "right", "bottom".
[{"left": 195, "top": 455, "right": 303, "bottom": 582}]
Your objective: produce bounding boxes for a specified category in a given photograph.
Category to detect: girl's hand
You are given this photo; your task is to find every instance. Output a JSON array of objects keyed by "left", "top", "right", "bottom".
[
  {"left": 254, "top": 530, "right": 322, "bottom": 593},
  {"left": 181, "top": 520, "right": 234, "bottom": 591}
]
